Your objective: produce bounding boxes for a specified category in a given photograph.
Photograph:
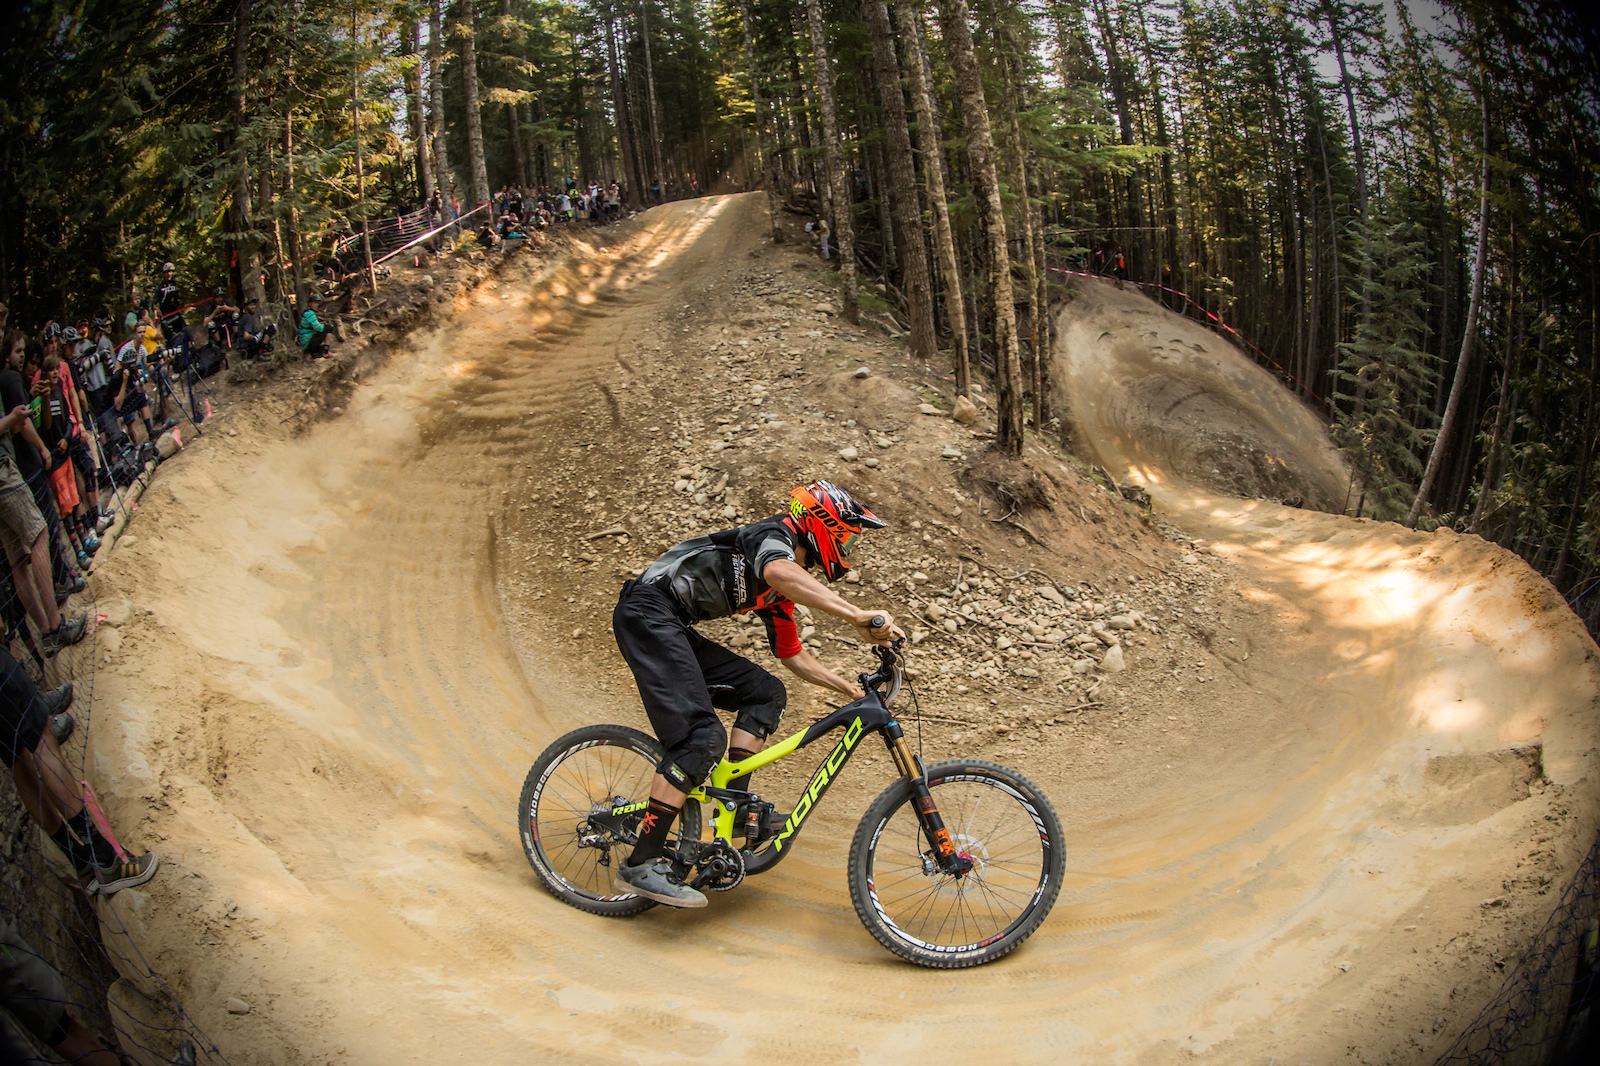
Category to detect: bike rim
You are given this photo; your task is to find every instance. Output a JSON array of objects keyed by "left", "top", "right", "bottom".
[
  {"left": 865, "top": 774, "right": 1050, "bottom": 954},
  {"left": 529, "top": 738, "right": 656, "bottom": 902}
]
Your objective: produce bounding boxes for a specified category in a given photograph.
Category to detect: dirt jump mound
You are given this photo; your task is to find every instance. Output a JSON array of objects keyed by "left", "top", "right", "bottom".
[{"left": 1055, "top": 278, "right": 1350, "bottom": 512}]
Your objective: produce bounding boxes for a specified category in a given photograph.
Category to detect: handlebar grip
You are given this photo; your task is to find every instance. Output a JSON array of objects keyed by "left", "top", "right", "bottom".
[{"left": 869, "top": 615, "right": 887, "bottom": 630}]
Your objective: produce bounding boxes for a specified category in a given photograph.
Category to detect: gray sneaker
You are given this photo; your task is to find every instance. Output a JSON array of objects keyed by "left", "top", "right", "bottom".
[
  {"left": 94, "top": 852, "right": 160, "bottom": 896},
  {"left": 42, "top": 613, "right": 88, "bottom": 658},
  {"left": 614, "top": 856, "right": 707, "bottom": 908}
]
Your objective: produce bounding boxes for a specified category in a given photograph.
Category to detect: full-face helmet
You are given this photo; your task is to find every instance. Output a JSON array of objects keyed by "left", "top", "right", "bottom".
[{"left": 785, "top": 480, "right": 886, "bottom": 581}]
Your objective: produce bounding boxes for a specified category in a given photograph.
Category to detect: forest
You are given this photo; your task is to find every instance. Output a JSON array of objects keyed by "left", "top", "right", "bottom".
[{"left": 1, "top": 0, "right": 1596, "bottom": 626}]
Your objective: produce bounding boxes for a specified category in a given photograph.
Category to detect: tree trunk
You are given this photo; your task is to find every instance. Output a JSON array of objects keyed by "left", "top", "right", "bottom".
[
  {"left": 1408, "top": 88, "right": 1491, "bottom": 529},
  {"left": 937, "top": 0, "right": 1023, "bottom": 453},
  {"left": 602, "top": 1, "right": 641, "bottom": 202},
  {"left": 352, "top": 11, "right": 377, "bottom": 293},
  {"left": 459, "top": 0, "right": 491, "bottom": 210},
  {"left": 1320, "top": 0, "right": 1370, "bottom": 333},
  {"left": 805, "top": 0, "right": 858, "bottom": 323},
  {"left": 284, "top": 41, "right": 307, "bottom": 312},
  {"left": 1089, "top": 0, "right": 1143, "bottom": 281},
  {"left": 739, "top": 0, "right": 783, "bottom": 242},
  {"left": 898, "top": 2, "right": 969, "bottom": 395},
  {"left": 862, "top": 0, "right": 936, "bottom": 363},
  {"left": 638, "top": 0, "right": 667, "bottom": 196},
  {"left": 404, "top": 20, "right": 433, "bottom": 203},
  {"left": 993, "top": 10, "right": 1040, "bottom": 420},
  {"left": 429, "top": 0, "right": 453, "bottom": 210},
  {"left": 232, "top": 0, "right": 263, "bottom": 307}
]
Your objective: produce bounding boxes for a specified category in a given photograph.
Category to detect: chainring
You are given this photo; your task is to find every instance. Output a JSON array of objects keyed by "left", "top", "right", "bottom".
[{"left": 690, "top": 839, "right": 746, "bottom": 892}]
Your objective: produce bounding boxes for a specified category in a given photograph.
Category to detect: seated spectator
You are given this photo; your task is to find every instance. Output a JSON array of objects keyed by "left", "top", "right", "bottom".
[
  {"left": 298, "top": 295, "right": 333, "bottom": 359},
  {"left": 1, "top": 919, "right": 122, "bottom": 1065},
  {"left": 237, "top": 296, "right": 274, "bottom": 361},
  {"left": 204, "top": 286, "right": 240, "bottom": 351},
  {"left": 3, "top": 646, "right": 157, "bottom": 895}
]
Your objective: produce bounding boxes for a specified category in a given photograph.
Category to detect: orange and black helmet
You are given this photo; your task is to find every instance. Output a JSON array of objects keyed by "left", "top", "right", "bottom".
[{"left": 785, "top": 480, "right": 886, "bottom": 581}]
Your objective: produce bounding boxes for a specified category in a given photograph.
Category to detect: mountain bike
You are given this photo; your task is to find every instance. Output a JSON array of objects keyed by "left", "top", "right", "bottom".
[{"left": 518, "top": 638, "right": 1065, "bottom": 968}]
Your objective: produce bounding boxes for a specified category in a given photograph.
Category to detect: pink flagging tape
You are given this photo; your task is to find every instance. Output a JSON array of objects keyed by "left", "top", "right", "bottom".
[
  {"left": 204, "top": 398, "right": 212, "bottom": 418},
  {"left": 172, "top": 428, "right": 182, "bottom": 449},
  {"left": 1048, "top": 265, "right": 1332, "bottom": 414},
  {"left": 80, "top": 782, "right": 131, "bottom": 864}
]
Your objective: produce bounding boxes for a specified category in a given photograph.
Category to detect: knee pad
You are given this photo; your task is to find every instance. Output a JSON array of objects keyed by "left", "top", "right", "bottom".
[
  {"left": 660, "top": 716, "right": 727, "bottom": 789},
  {"left": 733, "top": 675, "right": 787, "bottom": 741}
]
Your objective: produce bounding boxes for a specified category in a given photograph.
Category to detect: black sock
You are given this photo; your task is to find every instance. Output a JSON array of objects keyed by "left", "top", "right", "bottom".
[
  {"left": 628, "top": 797, "right": 680, "bottom": 867},
  {"left": 727, "top": 746, "right": 756, "bottom": 793},
  {"left": 48, "top": 823, "right": 96, "bottom": 872},
  {"left": 67, "top": 809, "right": 118, "bottom": 867},
  {"left": 143, "top": 418, "right": 156, "bottom": 440}
]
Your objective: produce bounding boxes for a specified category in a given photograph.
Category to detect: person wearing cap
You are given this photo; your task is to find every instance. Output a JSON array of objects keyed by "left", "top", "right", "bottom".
[
  {"left": 238, "top": 295, "right": 270, "bottom": 360},
  {"left": 298, "top": 294, "right": 333, "bottom": 359},
  {"left": 77, "top": 318, "right": 116, "bottom": 417},
  {"left": 204, "top": 286, "right": 239, "bottom": 351},
  {"left": 155, "top": 262, "right": 184, "bottom": 343}
]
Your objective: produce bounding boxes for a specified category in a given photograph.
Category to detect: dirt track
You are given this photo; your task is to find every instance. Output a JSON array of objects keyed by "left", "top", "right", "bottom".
[{"left": 85, "top": 194, "right": 1600, "bottom": 1064}]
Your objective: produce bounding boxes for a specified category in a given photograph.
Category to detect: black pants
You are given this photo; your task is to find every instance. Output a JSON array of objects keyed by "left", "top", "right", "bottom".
[
  {"left": 0, "top": 645, "right": 48, "bottom": 768},
  {"left": 612, "top": 581, "right": 786, "bottom": 788},
  {"left": 304, "top": 330, "right": 328, "bottom": 356}
]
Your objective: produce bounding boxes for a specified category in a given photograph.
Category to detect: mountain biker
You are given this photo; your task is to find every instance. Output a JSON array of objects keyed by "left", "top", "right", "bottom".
[{"left": 610, "top": 479, "right": 905, "bottom": 908}]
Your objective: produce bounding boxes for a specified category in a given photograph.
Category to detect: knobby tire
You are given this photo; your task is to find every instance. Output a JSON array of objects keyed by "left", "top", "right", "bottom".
[
  {"left": 848, "top": 759, "right": 1065, "bottom": 968},
  {"left": 519, "top": 723, "right": 702, "bottom": 917}
]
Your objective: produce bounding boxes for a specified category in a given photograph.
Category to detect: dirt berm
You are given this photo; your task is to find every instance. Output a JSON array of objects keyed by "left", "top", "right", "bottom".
[{"left": 77, "top": 193, "right": 1600, "bottom": 1064}]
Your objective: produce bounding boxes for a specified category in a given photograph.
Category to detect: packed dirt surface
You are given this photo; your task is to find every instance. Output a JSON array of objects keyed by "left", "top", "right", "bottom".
[{"left": 80, "top": 194, "right": 1600, "bottom": 1065}]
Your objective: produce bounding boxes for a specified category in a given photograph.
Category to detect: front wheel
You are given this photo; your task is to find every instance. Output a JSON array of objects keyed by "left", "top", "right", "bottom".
[
  {"left": 519, "top": 724, "right": 702, "bottom": 917},
  {"left": 848, "top": 760, "right": 1064, "bottom": 968}
]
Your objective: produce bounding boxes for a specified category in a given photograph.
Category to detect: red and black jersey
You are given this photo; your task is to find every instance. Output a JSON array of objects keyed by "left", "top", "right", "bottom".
[{"left": 638, "top": 516, "right": 804, "bottom": 658}]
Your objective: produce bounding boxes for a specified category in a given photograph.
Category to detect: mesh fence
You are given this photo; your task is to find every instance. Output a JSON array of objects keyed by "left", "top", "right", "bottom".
[
  {"left": 1434, "top": 832, "right": 1600, "bottom": 1066},
  {"left": 0, "top": 340, "right": 223, "bottom": 1062}
]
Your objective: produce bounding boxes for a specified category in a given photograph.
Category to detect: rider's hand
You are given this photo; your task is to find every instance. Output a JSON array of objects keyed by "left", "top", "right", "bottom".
[{"left": 854, "top": 611, "right": 904, "bottom": 646}]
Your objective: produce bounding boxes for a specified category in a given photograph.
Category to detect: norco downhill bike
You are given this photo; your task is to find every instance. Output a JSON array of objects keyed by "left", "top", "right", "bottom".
[{"left": 518, "top": 638, "right": 1065, "bottom": 967}]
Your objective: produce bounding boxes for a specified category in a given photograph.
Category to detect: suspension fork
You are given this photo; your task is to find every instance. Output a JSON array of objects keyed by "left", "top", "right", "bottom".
[{"left": 882, "top": 723, "right": 974, "bottom": 876}]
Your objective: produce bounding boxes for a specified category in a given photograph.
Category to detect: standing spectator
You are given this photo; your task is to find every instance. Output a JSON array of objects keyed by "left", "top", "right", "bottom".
[
  {"left": 426, "top": 191, "right": 443, "bottom": 254},
  {"left": 0, "top": 396, "right": 84, "bottom": 654},
  {"left": 2, "top": 333, "right": 85, "bottom": 602},
  {"left": 689, "top": 175, "right": 700, "bottom": 197},
  {"left": 1112, "top": 246, "right": 1127, "bottom": 290},
  {"left": 154, "top": 262, "right": 184, "bottom": 346},
  {"left": 812, "top": 215, "right": 831, "bottom": 260},
  {"left": 76, "top": 319, "right": 116, "bottom": 417},
  {"left": 3, "top": 646, "right": 156, "bottom": 892},
  {"left": 298, "top": 294, "right": 333, "bottom": 359},
  {"left": 37, "top": 351, "right": 98, "bottom": 567},
  {"left": 109, "top": 325, "right": 160, "bottom": 444},
  {"left": 1090, "top": 242, "right": 1106, "bottom": 276},
  {"left": 41, "top": 334, "right": 105, "bottom": 543},
  {"left": 650, "top": 174, "right": 662, "bottom": 205}
]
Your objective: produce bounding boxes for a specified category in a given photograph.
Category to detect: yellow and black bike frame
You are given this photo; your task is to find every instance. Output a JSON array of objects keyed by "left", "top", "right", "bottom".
[{"left": 685, "top": 683, "right": 974, "bottom": 878}]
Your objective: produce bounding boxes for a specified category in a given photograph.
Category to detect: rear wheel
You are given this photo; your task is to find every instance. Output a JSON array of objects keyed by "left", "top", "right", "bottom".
[
  {"left": 519, "top": 724, "right": 702, "bottom": 917},
  {"left": 848, "top": 760, "right": 1064, "bottom": 967}
]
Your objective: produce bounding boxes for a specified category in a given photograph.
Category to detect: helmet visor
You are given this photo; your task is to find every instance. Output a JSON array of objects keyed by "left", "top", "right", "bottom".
[{"left": 839, "top": 531, "right": 858, "bottom": 556}]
